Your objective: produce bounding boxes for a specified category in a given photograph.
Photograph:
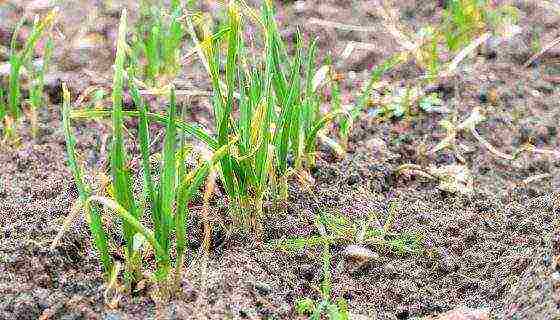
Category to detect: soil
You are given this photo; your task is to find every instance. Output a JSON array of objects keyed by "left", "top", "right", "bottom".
[{"left": 1, "top": 0, "right": 560, "bottom": 319}]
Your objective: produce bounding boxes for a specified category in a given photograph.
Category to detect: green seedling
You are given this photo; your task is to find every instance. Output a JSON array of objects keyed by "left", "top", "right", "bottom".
[
  {"left": 442, "top": 0, "right": 487, "bottom": 52},
  {"left": 272, "top": 210, "right": 422, "bottom": 255},
  {"left": 0, "top": 88, "right": 5, "bottom": 123},
  {"left": 60, "top": 10, "right": 231, "bottom": 297},
  {"left": 132, "top": 0, "right": 185, "bottom": 86},
  {"left": 439, "top": 0, "right": 519, "bottom": 63},
  {"left": 354, "top": 54, "right": 404, "bottom": 120},
  {"left": 28, "top": 36, "right": 54, "bottom": 138},
  {"left": 278, "top": 206, "right": 421, "bottom": 318},
  {"left": 292, "top": 215, "right": 350, "bottom": 320},
  {"left": 2, "top": 9, "right": 57, "bottom": 142}
]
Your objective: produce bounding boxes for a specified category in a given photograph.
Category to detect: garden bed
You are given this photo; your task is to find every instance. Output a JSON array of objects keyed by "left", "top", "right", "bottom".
[{"left": 1, "top": 0, "right": 559, "bottom": 319}]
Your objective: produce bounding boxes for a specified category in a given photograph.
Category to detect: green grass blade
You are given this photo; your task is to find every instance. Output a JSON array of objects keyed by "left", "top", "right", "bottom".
[
  {"left": 145, "top": 24, "right": 161, "bottom": 82},
  {"left": 29, "top": 36, "right": 54, "bottom": 137},
  {"left": 69, "top": 109, "right": 219, "bottom": 150},
  {"left": 310, "top": 301, "right": 329, "bottom": 320},
  {"left": 110, "top": 9, "right": 140, "bottom": 267},
  {"left": 254, "top": 29, "right": 276, "bottom": 190},
  {"left": 129, "top": 81, "right": 160, "bottom": 242},
  {"left": 86, "top": 196, "right": 168, "bottom": 269},
  {"left": 7, "top": 17, "right": 24, "bottom": 124},
  {"left": 21, "top": 10, "right": 57, "bottom": 64},
  {"left": 289, "top": 34, "right": 305, "bottom": 168},
  {"left": 178, "top": 141, "right": 236, "bottom": 205},
  {"left": 353, "top": 54, "right": 402, "bottom": 120},
  {"left": 276, "top": 39, "right": 302, "bottom": 177},
  {"left": 303, "top": 39, "right": 319, "bottom": 128},
  {"left": 9, "top": 9, "right": 56, "bottom": 123},
  {"left": 174, "top": 102, "right": 188, "bottom": 282},
  {"left": 261, "top": 1, "right": 287, "bottom": 103},
  {"left": 158, "top": 88, "right": 177, "bottom": 254},
  {"left": 238, "top": 53, "right": 251, "bottom": 152},
  {"left": 304, "top": 39, "right": 318, "bottom": 97},
  {"left": 0, "top": 87, "right": 5, "bottom": 122},
  {"left": 304, "top": 110, "right": 348, "bottom": 154},
  {"left": 215, "top": 4, "right": 241, "bottom": 200},
  {"left": 9, "top": 18, "right": 25, "bottom": 54},
  {"left": 162, "top": 6, "right": 184, "bottom": 75},
  {"left": 8, "top": 54, "right": 22, "bottom": 121},
  {"left": 62, "top": 84, "right": 112, "bottom": 276},
  {"left": 34, "top": 36, "right": 54, "bottom": 103}
]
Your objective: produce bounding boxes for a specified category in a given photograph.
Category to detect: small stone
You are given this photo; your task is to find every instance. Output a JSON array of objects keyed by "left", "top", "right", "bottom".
[
  {"left": 254, "top": 282, "right": 272, "bottom": 296},
  {"left": 343, "top": 245, "right": 379, "bottom": 263},
  {"left": 551, "top": 271, "right": 560, "bottom": 283},
  {"left": 103, "top": 312, "right": 124, "bottom": 320},
  {"left": 294, "top": 1, "right": 306, "bottom": 14}
]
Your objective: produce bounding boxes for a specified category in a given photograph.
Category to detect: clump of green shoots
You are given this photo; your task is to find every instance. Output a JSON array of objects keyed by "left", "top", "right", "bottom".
[
  {"left": 195, "top": 1, "right": 347, "bottom": 232},
  {"left": 60, "top": 9, "right": 230, "bottom": 297},
  {"left": 60, "top": 2, "right": 352, "bottom": 294},
  {"left": 436, "top": 0, "right": 518, "bottom": 75},
  {"left": 131, "top": 0, "right": 185, "bottom": 86},
  {"left": 442, "top": 0, "right": 488, "bottom": 52},
  {"left": 442, "top": 0, "right": 519, "bottom": 52},
  {"left": 0, "top": 9, "right": 57, "bottom": 143}
]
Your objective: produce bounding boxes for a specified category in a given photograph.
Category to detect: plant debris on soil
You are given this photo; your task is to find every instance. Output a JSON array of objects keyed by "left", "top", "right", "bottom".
[{"left": 1, "top": 0, "right": 559, "bottom": 319}]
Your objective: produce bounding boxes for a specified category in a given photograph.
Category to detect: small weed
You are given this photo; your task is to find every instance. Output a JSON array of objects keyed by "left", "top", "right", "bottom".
[
  {"left": 292, "top": 215, "right": 350, "bottom": 320},
  {"left": 272, "top": 209, "right": 423, "bottom": 256},
  {"left": 275, "top": 206, "right": 421, "bottom": 317}
]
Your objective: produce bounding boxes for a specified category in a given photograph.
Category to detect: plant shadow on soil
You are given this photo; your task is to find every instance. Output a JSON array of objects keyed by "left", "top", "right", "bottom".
[{"left": 1, "top": 0, "right": 560, "bottom": 319}]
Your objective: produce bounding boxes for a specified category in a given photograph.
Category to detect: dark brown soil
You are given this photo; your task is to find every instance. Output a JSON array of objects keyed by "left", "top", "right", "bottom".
[{"left": 1, "top": 0, "right": 559, "bottom": 319}]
